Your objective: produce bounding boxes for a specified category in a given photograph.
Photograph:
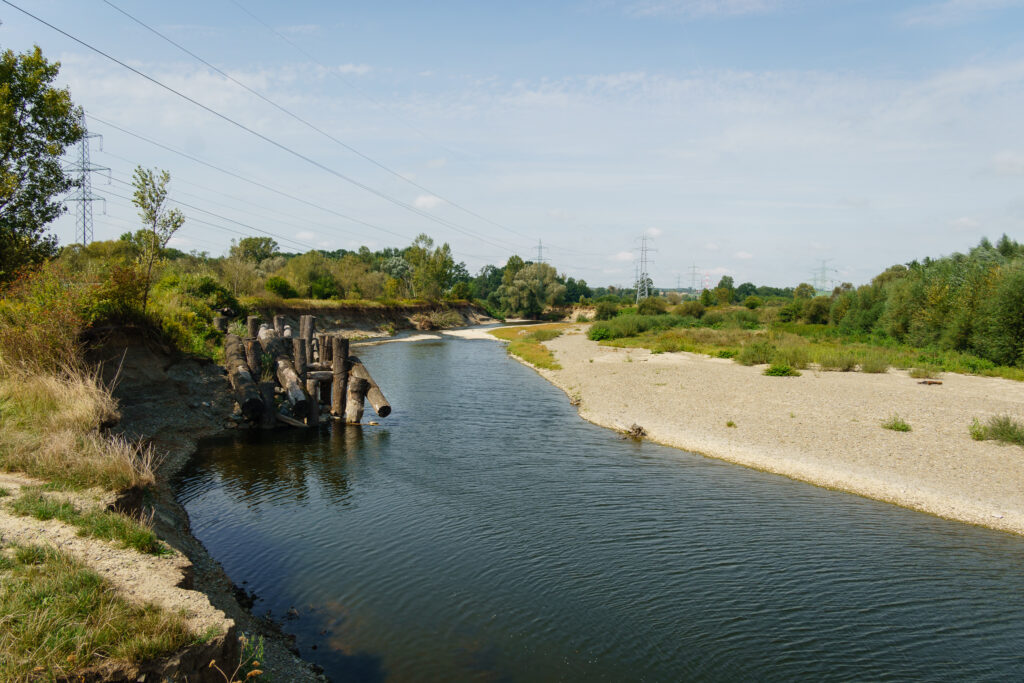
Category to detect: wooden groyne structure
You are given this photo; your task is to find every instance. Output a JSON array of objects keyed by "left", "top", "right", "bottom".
[{"left": 216, "top": 314, "right": 390, "bottom": 428}]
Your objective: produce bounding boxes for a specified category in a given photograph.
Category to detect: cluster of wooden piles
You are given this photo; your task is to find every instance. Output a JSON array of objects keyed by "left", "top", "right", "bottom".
[{"left": 217, "top": 314, "right": 390, "bottom": 428}]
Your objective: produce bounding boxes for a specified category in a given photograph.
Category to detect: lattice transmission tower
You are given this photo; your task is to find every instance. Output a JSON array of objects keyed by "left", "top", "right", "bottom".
[
  {"left": 65, "top": 112, "right": 108, "bottom": 245},
  {"left": 635, "top": 234, "right": 655, "bottom": 303}
]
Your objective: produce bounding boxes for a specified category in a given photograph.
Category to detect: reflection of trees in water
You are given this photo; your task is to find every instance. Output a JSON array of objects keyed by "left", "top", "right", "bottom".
[{"left": 202, "top": 425, "right": 391, "bottom": 506}]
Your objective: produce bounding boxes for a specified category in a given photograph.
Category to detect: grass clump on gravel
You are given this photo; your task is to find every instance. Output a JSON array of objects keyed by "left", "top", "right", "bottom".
[
  {"left": 491, "top": 324, "right": 569, "bottom": 370},
  {"left": 0, "top": 543, "right": 199, "bottom": 681},
  {"left": 881, "top": 414, "right": 912, "bottom": 432},
  {"left": 970, "top": 415, "right": 1024, "bottom": 446},
  {"left": 0, "top": 364, "right": 156, "bottom": 491},
  {"left": 763, "top": 363, "right": 801, "bottom": 377},
  {"left": 8, "top": 489, "right": 165, "bottom": 555}
]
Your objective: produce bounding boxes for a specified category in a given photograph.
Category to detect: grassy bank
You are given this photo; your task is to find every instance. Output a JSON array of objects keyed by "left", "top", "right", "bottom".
[
  {"left": 0, "top": 543, "right": 204, "bottom": 682},
  {"left": 490, "top": 324, "right": 569, "bottom": 370}
]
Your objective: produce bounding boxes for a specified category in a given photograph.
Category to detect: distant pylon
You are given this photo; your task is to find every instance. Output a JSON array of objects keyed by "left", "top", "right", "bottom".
[
  {"left": 635, "top": 234, "right": 654, "bottom": 303},
  {"left": 535, "top": 238, "right": 547, "bottom": 264},
  {"left": 65, "top": 112, "right": 108, "bottom": 245}
]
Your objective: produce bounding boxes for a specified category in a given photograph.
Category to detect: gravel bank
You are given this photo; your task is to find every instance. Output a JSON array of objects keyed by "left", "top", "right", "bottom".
[{"left": 529, "top": 327, "right": 1024, "bottom": 536}]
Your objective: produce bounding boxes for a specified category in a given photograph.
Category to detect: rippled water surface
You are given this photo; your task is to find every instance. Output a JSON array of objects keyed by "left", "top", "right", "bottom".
[{"left": 176, "top": 336, "right": 1024, "bottom": 681}]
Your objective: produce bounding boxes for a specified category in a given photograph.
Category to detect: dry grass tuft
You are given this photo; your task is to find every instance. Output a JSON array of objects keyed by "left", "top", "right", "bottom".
[{"left": 0, "top": 362, "right": 155, "bottom": 490}]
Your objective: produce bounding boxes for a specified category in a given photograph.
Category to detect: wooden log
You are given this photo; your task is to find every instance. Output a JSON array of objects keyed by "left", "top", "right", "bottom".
[
  {"left": 331, "top": 336, "right": 350, "bottom": 419},
  {"left": 347, "top": 355, "right": 391, "bottom": 418},
  {"left": 304, "top": 316, "right": 316, "bottom": 367},
  {"left": 244, "top": 337, "right": 262, "bottom": 379},
  {"left": 345, "top": 377, "right": 369, "bottom": 424},
  {"left": 259, "top": 381, "right": 277, "bottom": 429},
  {"left": 306, "top": 370, "right": 334, "bottom": 382},
  {"left": 273, "top": 315, "right": 285, "bottom": 335},
  {"left": 257, "top": 326, "right": 309, "bottom": 417},
  {"left": 305, "top": 378, "right": 320, "bottom": 426},
  {"left": 276, "top": 413, "right": 307, "bottom": 428},
  {"left": 246, "top": 315, "right": 261, "bottom": 339},
  {"left": 318, "top": 333, "right": 332, "bottom": 363},
  {"left": 213, "top": 316, "right": 228, "bottom": 333},
  {"left": 292, "top": 337, "right": 306, "bottom": 379},
  {"left": 223, "top": 334, "right": 264, "bottom": 420}
]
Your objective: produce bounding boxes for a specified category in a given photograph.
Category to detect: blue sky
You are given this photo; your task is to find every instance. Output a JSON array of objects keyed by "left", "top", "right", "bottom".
[{"left": 3, "top": 0, "right": 1024, "bottom": 287}]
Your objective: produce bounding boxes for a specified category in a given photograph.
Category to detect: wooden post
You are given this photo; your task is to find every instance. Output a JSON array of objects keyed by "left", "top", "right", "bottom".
[
  {"left": 305, "top": 378, "right": 320, "bottom": 426},
  {"left": 257, "top": 327, "right": 309, "bottom": 418},
  {"left": 213, "top": 316, "right": 228, "bottom": 333},
  {"left": 347, "top": 356, "right": 392, "bottom": 417},
  {"left": 319, "top": 377, "right": 331, "bottom": 406},
  {"left": 319, "top": 333, "right": 332, "bottom": 363},
  {"left": 345, "top": 377, "right": 369, "bottom": 424},
  {"left": 292, "top": 337, "right": 306, "bottom": 379},
  {"left": 304, "top": 316, "right": 316, "bottom": 368},
  {"left": 273, "top": 315, "right": 284, "bottom": 335},
  {"left": 331, "top": 336, "right": 349, "bottom": 419},
  {"left": 246, "top": 315, "right": 261, "bottom": 339},
  {"left": 223, "top": 334, "right": 264, "bottom": 420},
  {"left": 259, "top": 381, "right": 277, "bottom": 429},
  {"left": 243, "top": 337, "right": 261, "bottom": 379}
]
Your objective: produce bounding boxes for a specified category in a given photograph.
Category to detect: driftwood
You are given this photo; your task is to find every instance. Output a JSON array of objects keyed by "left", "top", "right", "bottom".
[
  {"left": 347, "top": 355, "right": 391, "bottom": 417},
  {"left": 292, "top": 338, "right": 306, "bottom": 378},
  {"left": 306, "top": 370, "right": 334, "bottom": 382},
  {"left": 276, "top": 413, "right": 307, "bottom": 428},
  {"left": 224, "top": 334, "right": 264, "bottom": 420},
  {"left": 332, "top": 336, "right": 350, "bottom": 419},
  {"left": 346, "top": 377, "right": 369, "bottom": 424},
  {"left": 257, "top": 327, "right": 309, "bottom": 417},
  {"left": 244, "top": 337, "right": 261, "bottom": 379}
]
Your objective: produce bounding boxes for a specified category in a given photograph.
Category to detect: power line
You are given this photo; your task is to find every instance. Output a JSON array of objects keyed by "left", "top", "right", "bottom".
[
  {"left": 4, "top": 0, "right": 518, "bottom": 252},
  {"left": 64, "top": 112, "right": 108, "bottom": 244}
]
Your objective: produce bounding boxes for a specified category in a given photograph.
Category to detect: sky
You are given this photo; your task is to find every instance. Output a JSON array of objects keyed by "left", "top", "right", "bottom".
[{"left": 2, "top": 0, "right": 1024, "bottom": 289}]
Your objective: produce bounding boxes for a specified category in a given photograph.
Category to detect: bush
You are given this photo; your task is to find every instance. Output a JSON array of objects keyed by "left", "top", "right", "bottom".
[
  {"left": 588, "top": 323, "right": 614, "bottom": 341},
  {"left": 737, "top": 340, "right": 775, "bottom": 366},
  {"left": 909, "top": 366, "right": 940, "bottom": 379},
  {"left": 637, "top": 297, "right": 668, "bottom": 315},
  {"left": 859, "top": 353, "right": 890, "bottom": 373},
  {"left": 970, "top": 415, "right": 1024, "bottom": 446},
  {"left": 675, "top": 300, "right": 705, "bottom": 318},
  {"left": 763, "top": 363, "right": 801, "bottom": 376},
  {"left": 817, "top": 349, "right": 858, "bottom": 372},
  {"left": 702, "top": 311, "right": 725, "bottom": 326},
  {"left": 743, "top": 295, "right": 764, "bottom": 309},
  {"left": 773, "top": 345, "right": 809, "bottom": 369},
  {"left": 595, "top": 301, "right": 619, "bottom": 321},
  {"left": 265, "top": 276, "right": 298, "bottom": 299}
]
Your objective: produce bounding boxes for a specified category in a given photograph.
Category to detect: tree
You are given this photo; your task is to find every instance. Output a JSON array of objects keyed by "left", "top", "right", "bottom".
[
  {"left": 501, "top": 255, "right": 525, "bottom": 287},
  {"left": 132, "top": 166, "right": 184, "bottom": 311},
  {"left": 794, "top": 282, "right": 816, "bottom": 300},
  {"left": 0, "top": 46, "right": 83, "bottom": 284},
  {"left": 405, "top": 234, "right": 454, "bottom": 299},
  {"left": 230, "top": 236, "right": 278, "bottom": 264},
  {"left": 499, "top": 263, "right": 566, "bottom": 317}
]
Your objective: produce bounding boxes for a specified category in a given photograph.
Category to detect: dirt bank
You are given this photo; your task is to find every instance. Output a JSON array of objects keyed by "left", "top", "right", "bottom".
[
  {"left": 253, "top": 301, "right": 492, "bottom": 336},
  {"left": 500, "top": 326, "right": 1024, "bottom": 537},
  {"left": 88, "top": 329, "right": 325, "bottom": 681}
]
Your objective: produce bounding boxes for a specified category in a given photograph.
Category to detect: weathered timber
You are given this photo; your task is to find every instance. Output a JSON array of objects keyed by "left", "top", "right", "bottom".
[
  {"left": 305, "top": 378, "right": 320, "bottom": 426},
  {"left": 259, "top": 381, "right": 277, "bottom": 429},
  {"left": 345, "top": 377, "right": 369, "bottom": 424},
  {"left": 331, "top": 336, "right": 350, "bottom": 419},
  {"left": 292, "top": 337, "right": 306, "bottom": 378},
  {"left": 318, "top": 333, "right": 331, "bottom": 363},
  {"left": 224, "top": 334, "right": 264, "bottom": 420},
  {"left": 304, "top": 316, "right": 316, "bottom": 366},
  {"left": 283, "top": 325, "right": 293, "bottom": 339},
  {"left": 273, "top": 315, "right": 285, "bottom": 335},
  {"left": 319, "top": 376, "right": 332, "bottom": 405},
  {"left": 213, "top": 316, "right": 228, "bottom": 333},
  {"left": 347, "top": 355, "right": 392, "bottom": 417},
  {"left": 246, "top": 315, "right": 261, "bottom": 339},
  {"left": 276, "top": 413, "right": 307, "bottom": 428},
  {"left": 257, "top": 327, "right": 309, "bottom": 417},
  {"left": 244, "top": 337, "right": 262, "bottom": 380},
  {"left": 306, "top": 370, "right": 334, "bottom": 382}
]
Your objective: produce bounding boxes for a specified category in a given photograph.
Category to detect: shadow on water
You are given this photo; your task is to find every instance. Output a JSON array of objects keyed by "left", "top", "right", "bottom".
[{"left": 177, "top": 337, "right": 1024, "bottom": 682}]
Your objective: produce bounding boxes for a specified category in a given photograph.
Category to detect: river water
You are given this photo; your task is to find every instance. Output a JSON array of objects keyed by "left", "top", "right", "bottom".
[{"left": 176, "top": 336, "right": 1024, "bottom": 681}]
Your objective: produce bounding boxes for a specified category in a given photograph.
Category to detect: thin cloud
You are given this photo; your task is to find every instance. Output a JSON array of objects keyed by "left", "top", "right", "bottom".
[
  {"left": 734, "top": 250, "right": 754, "bottom": 259},
  {"left": 611, "top": 251, "right": 634, "bottom": 262},
  {"left": 901, "top": 0, "right": 1024, "bottom": 26},
  {"left": 623, "top": 0, "right": 781, "bottom": 18},
  {"left": 991, "top": 151, "right": 1024, "bottom": 176},
  {"left": 414, "top": 195, "right": 442, "bottom": 210},
  {"left": 646, "top": 227, "right": 663, "bottom": 237}
]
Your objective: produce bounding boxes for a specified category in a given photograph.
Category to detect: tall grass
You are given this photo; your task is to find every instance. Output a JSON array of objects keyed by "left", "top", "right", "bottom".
[
  {"left": 0, "top": 543, "right": 200, "bottom": 681},
  {"left": 0, "top": 363, "right": 155, "bottom": 490},
  {"left": 970, "top": 415, "right": 1024, "bottom": 446}
]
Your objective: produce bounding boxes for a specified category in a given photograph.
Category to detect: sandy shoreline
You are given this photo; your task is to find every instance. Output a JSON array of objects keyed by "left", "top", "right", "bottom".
[{"left": 499, "top": 326, "right": 1024, "bottom": 536}]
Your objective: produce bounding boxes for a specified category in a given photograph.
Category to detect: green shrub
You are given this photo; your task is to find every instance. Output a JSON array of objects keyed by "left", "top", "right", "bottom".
[
  {"left": 817, "top": 349, "right": 858, "bottom": 371},
  {"left": 675, "top": 300, "right": 705, "bottom": 318},
  {"left": 743, "top": 295, "right": 764, "bottom": 309},
  {"left": 909, "top": 366, "right": 940, "bottom": 379},
  {"left": 773, "top": 345, "right": 809, "bottom": 369},
  {"left": 702, "top": 311, "right": 725, "bottom": 326},
  {"left": 588, "top": 323, "right": 614, "bottom": 341},
  {"left": 737, "top": 340, "right": 775, "bottom": 366},
  {"left": 763, "top": 363, "right": 801, "bottom": 376},
  {"left": 637, "top": 297, "right": 668, "bottom": 315},
  {"left": 881, "top": 414, "right": 911, "bottom": 432},
  {"left": 595, "top": 301, "right": 619, "bottom": 321},
  {"left": 716, "top": 349, "right": 737, "bottom": 358},
  {"left": 265, "top": 276, "right": 298, "bottom": 299},
  {"left": 576, "top": 313, "right": 591, "bottom": 323}
]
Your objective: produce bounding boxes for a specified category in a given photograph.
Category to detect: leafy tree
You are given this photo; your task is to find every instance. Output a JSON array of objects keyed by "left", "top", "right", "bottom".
[
  {"left": 637, "top": 296, "right": 668, "bottom": 315},
  {"left": 563, "top": 276, "right": 592, "bottom": 303},
  {"left": 736, "top": 282, "right": 757, "bottom": 300},
  {"left": 743, "top": 295, "right": 763, "bottom": 309},
  {"left": 699, "top": 288, "right": 714, "bottom": 306},
  {"left": 472, "top": 264, "right": 504, "bottom": 300},
  {"left": 265, "top": 275, "right": 298, "bottom": 298},
  {"left": 716, "top": 275, "right": 735, "bottom": 291},
  {"left": 793, "top": 282, "right": 815, "bottom": 300},
  {"left": 230, "top": 236, "right": 278, "bottom": 263},
  {"left": 131, "top": 166, "right": 184, "bottom": 312},
  {"left": 499, "top": 263, "right": 566, "bottom": 317},
  {"left": 405, "top": 233, "right": 455, "bottom": 299},
  {"left": 0, "top": 45, "right": 83, "bottom": 283},
  {"left": 501, "top": 255, "right": 525, "bottom": 287}
]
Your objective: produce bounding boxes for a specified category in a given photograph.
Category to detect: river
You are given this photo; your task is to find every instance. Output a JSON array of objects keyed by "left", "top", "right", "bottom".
[{"left": 175, "top": 335, "right": 1024, "bottom": 681}]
